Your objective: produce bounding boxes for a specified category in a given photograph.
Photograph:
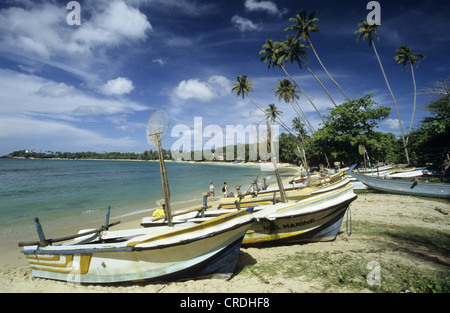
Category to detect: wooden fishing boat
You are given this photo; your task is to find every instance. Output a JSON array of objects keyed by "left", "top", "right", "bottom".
[
  {"left": 18, "top": 208, "right": 254, "bottom": 284},
  {"left": 18, "top": 111, "right": 255, "bottom": 284},
  {"left": 356, "top": 165, "right": 392, "bottom": 176},
  {"left": 387, "top": 167, "right": 425, "bottom": 179},
  {"left": 217, "top": 172, "right": 348, "bottom": 209},
  {"left": 242, "top": 182, "right": 357, "bottom": 245},
  {"left": 144, "top": 182, "right": 357, "bottom": 245},
  {"left": 350, "top": 172, "right": 450, "bottom": 199}
]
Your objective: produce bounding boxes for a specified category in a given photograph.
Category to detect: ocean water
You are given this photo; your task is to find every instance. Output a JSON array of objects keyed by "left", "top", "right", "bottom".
[{"left": 0, "top": 158, "right": 263, "bottom": 240}]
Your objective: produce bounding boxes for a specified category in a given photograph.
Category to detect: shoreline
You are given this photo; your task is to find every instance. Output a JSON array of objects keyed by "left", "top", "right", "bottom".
[
  {"left": 0, "top": 162, "right": 300, "bottom": 270},
  {"left": 2, "top": 190, "right": 449, "bottom": 293}
]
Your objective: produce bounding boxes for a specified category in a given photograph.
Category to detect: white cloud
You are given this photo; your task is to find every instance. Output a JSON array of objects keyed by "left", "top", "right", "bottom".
[
  {"left": 0, "top": 116, "right": 137, "bottom": 154},
  {"left": 231, "top": 15, "right": 262, "bottom": 32},
  {"left": 0, "top": 1, "right": 152, "bottom": 80},
  {"left": 244, "top": 0, "right": 287, "bottom": 17},
  {"left": 0, "top": 69, "right": 147, "bottom": 155},
  {"left": 152, "top": 58, "right": 166, "bottom": 66},
  {"left": 0, "top": 69, "right": 146, "bottom": 120},
  {"left": 35, "top": 83, "right": 78, "bottom": 98},
  {"left": 72, "top": 1, "right": 152, "bottom": 49},
  {"left": 99, "top": 77, "right": 135, "bottom": 96},
  {"left": 173, "top": 75, "right": 231, "bottom": 102},
  {"left": 381, "top": 118, "right": 404, "bottom": 130},
  {"left": 174, "top": 79, "right": 216, "bottom": 102}
]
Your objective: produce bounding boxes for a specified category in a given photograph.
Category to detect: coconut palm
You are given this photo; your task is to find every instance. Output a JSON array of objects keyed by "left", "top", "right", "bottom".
[
  {"left": 259, "top": 38, "right": 325, "bottom": 123},
  {"left": 292, "top": 117, "right": 308, "bottom": 139},
  {"left": 285, "top": 9, "right": 350, "bottom": 101},
  {"left": 281, "top": 35, "right": 337, "bottom": 107},
  {"left": 394, "top": 44, "right": 425, "bottom": 144},
  {"left": 231, "top": 75, "right": 265, "bottom": 114},
  {"left": 275, "top": 79, "right": 315, "bottom": 133},
  {"left": 355, "top": 19, "right": 410, "bottom": 164},
  {"left": 265, "top": 103, "right": 283, "bottom": 123}
]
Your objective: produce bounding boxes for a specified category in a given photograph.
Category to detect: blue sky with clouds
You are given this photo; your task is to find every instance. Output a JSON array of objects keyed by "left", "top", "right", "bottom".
[{"left": 0, "top": 0, "right": 449, "bottom": 156}]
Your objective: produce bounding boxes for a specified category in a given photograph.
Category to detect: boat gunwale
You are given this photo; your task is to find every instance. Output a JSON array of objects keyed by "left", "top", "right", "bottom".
[{"left": 21, "top": 211, "right": 254, "bottom": 255}]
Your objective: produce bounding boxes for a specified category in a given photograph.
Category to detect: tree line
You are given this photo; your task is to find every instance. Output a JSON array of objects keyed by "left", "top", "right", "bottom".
[
  {"left": 2, "top": 150, "right": 172, "bottom": 161},
  {"left": 231, "top": 8, "right": 449, "bottom": 172}
]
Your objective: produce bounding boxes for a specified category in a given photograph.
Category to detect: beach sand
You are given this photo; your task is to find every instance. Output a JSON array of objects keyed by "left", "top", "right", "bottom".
[{"left": 1, "top": 165, "right": 449, "bottom": 293}]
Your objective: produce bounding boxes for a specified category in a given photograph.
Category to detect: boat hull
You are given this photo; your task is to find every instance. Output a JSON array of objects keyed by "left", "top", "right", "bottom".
[
  {"left": 21, "top": 211, "right": 253, "bottom": 284},
  {"left": 242, "top": 184, "right": 357, "bottom": 246},
  {"left": 350, "top": 172, "right": 450, "bottom": 199},
  {"left": 218, "top": 174, "right": 348, "bottom": 209}
]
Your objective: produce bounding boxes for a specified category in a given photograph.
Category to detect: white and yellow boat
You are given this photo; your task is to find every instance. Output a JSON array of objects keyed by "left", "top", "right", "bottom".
[
  {"left": 143, "top": 180, "right": 357, "bottom": 246},
  {"left": 217, "top": 172, "right": 348, "bottom": 209},
  {"left": 242, "top": 182, "right": 357, "bottom": 245},
  {"left": 19, "top": 208, "right": 254, "bottom": 284}
]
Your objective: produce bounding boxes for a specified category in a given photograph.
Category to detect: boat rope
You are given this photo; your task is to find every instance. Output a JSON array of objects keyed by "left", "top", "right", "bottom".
[{"left": 346, "top": 208, "right": 354, "bottom": 236}]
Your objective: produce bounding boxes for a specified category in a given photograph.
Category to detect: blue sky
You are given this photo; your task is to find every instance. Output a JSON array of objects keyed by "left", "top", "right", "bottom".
[{"left": 0, "top": 0, "right": 449, "bottom": 156}]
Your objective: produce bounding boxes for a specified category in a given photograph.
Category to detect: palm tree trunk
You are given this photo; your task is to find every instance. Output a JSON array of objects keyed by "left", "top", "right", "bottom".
[
  {"left": 266, "top": 120, "right": 287, "bottom": 203},
  {"left": 372, "top": 42, "right": 410, "bottom": 164},
  {"left": 303, "top": 62, "right": 338, "bottom": 107},
  {"left": 292, "top": 100, "right": 316, "bottom": 133},
  {"left": 280, "top": 64, "right": 325, "bottom": 123},
  {"left": 406, "top": 62, "right": 417, "bottom": 145},
  {"left": 308, "top": 38, "right": 351, "bottom": 102},
  {"left": 246, "top": 93, "right": 266, "bottom": 115}
]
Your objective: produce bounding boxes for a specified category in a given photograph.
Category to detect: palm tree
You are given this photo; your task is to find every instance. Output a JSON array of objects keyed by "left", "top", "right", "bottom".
[
  {"left": 292, "top": 117, "right": 308, "bottom": 139},
  {"left": 355, "top": 19, "right": 410, "bottom": 164},
  {"left": 275, "top": 79, "right": 315, "bottom": 133},
  {"left": 281, "top": 35, "right": 337, "bottom": 107},
  {"left": 231, "top": 75, "right": 265, "bottom": 114},
  {"left": 394, "top": 44, "right": 425, "bottom": 144},
  {"left": 285, "top": 9, "right": 350, "bottom": 101},
  {"left": 259, "top": 39, "right": 325, "bottom": 123},
  {"left": 265, "top": 103, "right": 283, "bottom": 123}
]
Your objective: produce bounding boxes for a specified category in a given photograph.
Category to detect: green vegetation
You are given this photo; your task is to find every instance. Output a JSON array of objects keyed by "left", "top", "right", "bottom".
[
  {"left": 2, "top": 149, "right": 172, "bottom": 161},
  {"left": 241, "top": 222, "right": 450, "bottom": 293},
  {"left": 232, "top": 6, "right": 449, "bottom": 174}
]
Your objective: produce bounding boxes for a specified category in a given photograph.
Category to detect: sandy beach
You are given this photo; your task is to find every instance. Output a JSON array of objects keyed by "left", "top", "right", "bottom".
[{"left": 1, "top": 165, "right": 449, "bottom": 293}]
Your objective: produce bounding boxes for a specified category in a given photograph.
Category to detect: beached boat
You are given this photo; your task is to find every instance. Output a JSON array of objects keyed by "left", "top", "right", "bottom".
[
  {"left": 18, "top": 110, "right": 255, "bottom": 284},
  {"left": 356, "top": 165, "right": 392, "bottom": 176},
  {"left": 387, "top": 167, "right": 425, "bottom": 179},
  {"left": 349, "top": 172, "right": 450, "bottom": 199},
  {"left": 143, "top": 181, "right": 357, "bottom": 245},
  {"left": 242, "top": 182, "right": 357, "bottom": 245},
  {"left": 18, "top": 208, "right": 254, "bottom": 283},
  {"left": 217, "top": 172, "right": 348, "bottom": 209}
]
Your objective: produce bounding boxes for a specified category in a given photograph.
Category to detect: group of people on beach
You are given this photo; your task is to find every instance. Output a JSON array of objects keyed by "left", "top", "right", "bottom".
[{"left": 208, "top": 182, "right": 228, "bottom": 201}]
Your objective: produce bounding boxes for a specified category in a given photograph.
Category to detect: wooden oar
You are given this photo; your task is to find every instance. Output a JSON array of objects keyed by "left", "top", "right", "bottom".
[{"left": 18, "top": 221, "right": 120, "bottom": 247}]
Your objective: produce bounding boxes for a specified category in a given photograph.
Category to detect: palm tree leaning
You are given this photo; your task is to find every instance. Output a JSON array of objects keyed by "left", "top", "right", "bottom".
[
  {"left": 231, "top": 75, "right": 297, "bottom": 137},
  {"left": 259, "top": 39, "right": 325, "bottom": 123},
  {"left": 355, "top": 19, "right": 410, "bottom": 164},
  {"left": 282, "top": 35, "right": 337, "bottom": 107},
  {"left": 275, "top": 78, "right": 315, "bottom": 133},
  {"left": 264, "top": 103, "right": 283, "bottom": 122},
  {"left": 394, "top": 44, "right": 425, "bottom": 144},
  {"left": 285, "top": 9, "right": 350, "bottom": 102},
  {"left": 231, "top": 75, "right": 265, "bottom": 115}
]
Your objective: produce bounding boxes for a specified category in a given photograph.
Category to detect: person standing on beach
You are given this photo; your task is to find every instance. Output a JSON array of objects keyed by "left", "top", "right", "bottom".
[
  {"left": 222, "top": 182, "right": 228, "bottom": 198},
  {"left": 209, "top": 182, "right": 215, "bottom": 201}
]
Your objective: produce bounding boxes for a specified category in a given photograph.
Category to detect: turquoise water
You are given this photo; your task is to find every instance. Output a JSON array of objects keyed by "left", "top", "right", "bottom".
[{"left": 0, "top": 158, "right": 262, "bottom": 239}]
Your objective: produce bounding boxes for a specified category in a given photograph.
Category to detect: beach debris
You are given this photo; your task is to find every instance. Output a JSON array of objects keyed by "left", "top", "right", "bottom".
[{"left": 434, "top": 207, "right": 448, "bottom": 215}]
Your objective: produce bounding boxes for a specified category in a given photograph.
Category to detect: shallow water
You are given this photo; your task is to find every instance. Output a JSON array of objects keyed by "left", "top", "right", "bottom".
[{"left": 0, "top": 158, "right": 264, "bottom": 240}]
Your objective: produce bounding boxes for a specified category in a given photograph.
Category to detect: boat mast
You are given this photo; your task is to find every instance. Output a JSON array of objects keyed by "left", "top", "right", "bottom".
[
  {"left": 155, "top": 132, "right": 172, "bottom": 227},
  {"left": 266, "top": 120, "right": 287, "bottom": 203}
]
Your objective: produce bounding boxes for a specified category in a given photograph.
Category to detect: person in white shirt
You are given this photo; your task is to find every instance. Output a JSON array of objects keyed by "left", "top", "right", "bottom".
[{"left": 209, "top": 182, "right": 215, "bottom": 201}]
